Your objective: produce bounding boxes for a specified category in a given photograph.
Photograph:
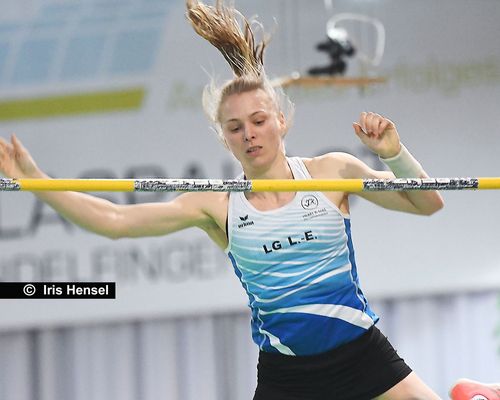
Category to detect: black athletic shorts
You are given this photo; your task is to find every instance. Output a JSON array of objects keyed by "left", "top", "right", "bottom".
[{"left": 253, "top": 326, "right": 412, "bottom": 400}]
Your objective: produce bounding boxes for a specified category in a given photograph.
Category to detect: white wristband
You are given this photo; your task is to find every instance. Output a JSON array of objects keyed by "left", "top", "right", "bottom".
[{"left": 379, "top": 144, "right": 425, "bottom": 178}]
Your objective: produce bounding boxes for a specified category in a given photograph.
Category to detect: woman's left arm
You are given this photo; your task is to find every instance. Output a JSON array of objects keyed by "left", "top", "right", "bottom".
[{"left": 349, "top": 112, "right": 444, "bottom": 215}]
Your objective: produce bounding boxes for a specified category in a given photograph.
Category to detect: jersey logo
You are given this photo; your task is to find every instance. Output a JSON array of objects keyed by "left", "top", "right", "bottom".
[
  {"left": 301, "top": 195, "right": 319, "bottom": 210},
  {"left": 238, "top": 215, "right": 255, "bottom": 228}
]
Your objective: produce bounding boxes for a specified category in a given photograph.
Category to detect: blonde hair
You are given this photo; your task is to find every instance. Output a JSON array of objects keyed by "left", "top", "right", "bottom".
[{"left": 186, "top": 0, "right": 294, "bottom": 142}]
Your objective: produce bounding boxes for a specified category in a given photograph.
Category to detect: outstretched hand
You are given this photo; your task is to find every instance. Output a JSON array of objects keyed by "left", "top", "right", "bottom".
[
  {"left": 352, "top": 112, "right": 401, "bottom": 159},
  {"left": 0, "top": 135, "right": 42, "bottom": 179}
]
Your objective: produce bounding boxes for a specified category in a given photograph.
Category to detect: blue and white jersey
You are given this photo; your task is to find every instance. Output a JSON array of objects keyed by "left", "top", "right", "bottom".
[{"left": 225, "top": 157, "right": 378, "bottom": 356}]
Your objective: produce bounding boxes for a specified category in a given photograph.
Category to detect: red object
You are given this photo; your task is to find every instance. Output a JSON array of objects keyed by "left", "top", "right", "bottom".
[{"left": 450, "top": 379, "right": 500, "bottom": 400}]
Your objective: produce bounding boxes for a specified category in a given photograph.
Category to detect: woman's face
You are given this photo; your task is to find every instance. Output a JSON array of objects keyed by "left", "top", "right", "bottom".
[{"left": 219, "top": 88, "right": 286, "bottom": 171}]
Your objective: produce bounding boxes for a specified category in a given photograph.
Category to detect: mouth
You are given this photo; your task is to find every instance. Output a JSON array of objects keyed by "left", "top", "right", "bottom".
[{"left": 246, "top": 146, "right": 262, "bottom": 154}]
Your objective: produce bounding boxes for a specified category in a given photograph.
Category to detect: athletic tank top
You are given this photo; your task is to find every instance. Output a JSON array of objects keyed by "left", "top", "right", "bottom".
[{"left": 225, "top": 157, "right": 378, "bottom": 356}]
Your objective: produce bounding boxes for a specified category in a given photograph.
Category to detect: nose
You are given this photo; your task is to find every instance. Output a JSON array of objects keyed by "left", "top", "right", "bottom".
[{"left": 243, "top": 125, "right": 255, "bottom": 142}]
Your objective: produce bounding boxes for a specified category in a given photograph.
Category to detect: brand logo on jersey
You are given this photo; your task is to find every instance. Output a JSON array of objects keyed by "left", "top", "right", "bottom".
[
  {"left": 238, "top": 215, "right": 255, "bottom": 228},
  {"left": 301, "top": 195, "right": 319, "bottom": 210}
]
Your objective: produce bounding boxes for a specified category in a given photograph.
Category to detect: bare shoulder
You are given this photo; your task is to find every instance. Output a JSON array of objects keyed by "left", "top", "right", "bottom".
[
  {"left": 176, "top": 191, "right": 228, "bottom": 229},
  {"left": 303, "top": 152, "right": 368, "bottom": 179}
]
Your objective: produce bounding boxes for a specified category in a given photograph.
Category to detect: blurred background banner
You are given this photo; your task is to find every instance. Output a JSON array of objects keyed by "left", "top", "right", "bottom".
[{"left": 1, "top": 0, "right": 500, "bottom": 331}]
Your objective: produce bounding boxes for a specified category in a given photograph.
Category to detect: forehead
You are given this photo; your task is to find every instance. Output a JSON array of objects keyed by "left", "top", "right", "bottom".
[{"left": 219, "top": 89, "right": 275, "bottom": 122}]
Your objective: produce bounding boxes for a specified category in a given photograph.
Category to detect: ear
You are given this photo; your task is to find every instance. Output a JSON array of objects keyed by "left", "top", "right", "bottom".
[{"left": 278, "top": 112, "right": 287, "bottom": 136}]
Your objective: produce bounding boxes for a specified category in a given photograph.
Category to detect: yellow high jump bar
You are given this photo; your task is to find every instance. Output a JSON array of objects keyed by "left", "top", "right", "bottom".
[{"left": 1, "top": 177, "right": 500, "bottom": 192}]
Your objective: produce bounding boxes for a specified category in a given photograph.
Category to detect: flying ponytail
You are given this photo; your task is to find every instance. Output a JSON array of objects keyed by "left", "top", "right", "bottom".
[{"left": 186, "top": 0, "right": 268, "bottom": 78}]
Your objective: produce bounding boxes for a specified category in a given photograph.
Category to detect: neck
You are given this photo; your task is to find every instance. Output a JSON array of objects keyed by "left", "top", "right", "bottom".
[
  {"left": 242, "top": 154, "right": 296, "bottom": 205},
  {"left": 242, "top": 153, "right": 292, "bottom": 180}
]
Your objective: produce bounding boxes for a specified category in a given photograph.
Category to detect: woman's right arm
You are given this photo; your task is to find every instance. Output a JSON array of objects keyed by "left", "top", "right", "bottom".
[{"left": 0, "top": 135, "right": 213, "bottom": 239}]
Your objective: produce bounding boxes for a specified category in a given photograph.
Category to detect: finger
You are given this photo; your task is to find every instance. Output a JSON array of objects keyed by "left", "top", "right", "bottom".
[
  {"left": 378, "top": 114, "right": 395, "bottom": 135},
  {"left": 368, "top": 113, "right": 388, "bottom": 136},
  {"left": 385, "top": 117, "right": 395, "bottom": 129},
  {"left": 353, "top": 122, "right": 368, "bottom": 140},
  {"left": 378, "top": 119, "right": 391, "bottom": 135},
  {"left": 0, "top": 138, "right": 11, "bottom": 172},
  {"left": 0, "top": 137, "right": 13, "bottom": 157},
  {"left": 376, "top": 114, "right": 389, "bottom": 136},
  {"left": 10, "top": 134, "right": 28, "bottom": 163},
  {"left": 11, "top": 134, "right": 23, "bottom": 152},
  {"left": 358, "top": 112, "right": 368, "bottom": 133},
  {"left": 372, "top": 114, "right": 386, "bottom": 136},
  {"left": 364, "top": 112, "right": 373, "bottom": 133},
  {"left": 369, "top": 113, "right": 385, "bottom": 136},
  {"left": 375, "top": 119, "right": 384, "bottom": 137}
]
